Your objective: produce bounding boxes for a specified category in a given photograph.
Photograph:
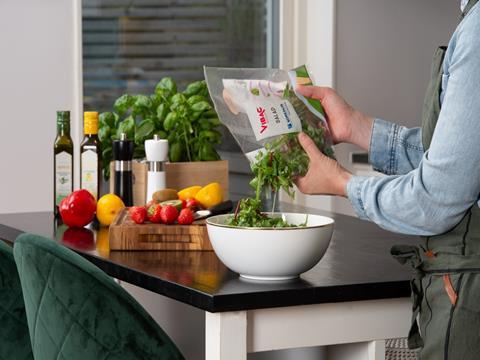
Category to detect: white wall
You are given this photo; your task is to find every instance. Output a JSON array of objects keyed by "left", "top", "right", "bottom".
[
  {"left": 280, "top": 0, "right": 460, "bottom": 216},
  {"left": 333, "top": 0, "right": 459, "bottom": 216},
  {"left": 0, "top": 0, "right": 82, "bottom": 214}
]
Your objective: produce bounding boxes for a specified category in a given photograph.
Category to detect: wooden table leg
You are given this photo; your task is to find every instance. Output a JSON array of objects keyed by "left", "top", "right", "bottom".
[{"left": 206, "top": 311, "right": 247, "bottom": 360}]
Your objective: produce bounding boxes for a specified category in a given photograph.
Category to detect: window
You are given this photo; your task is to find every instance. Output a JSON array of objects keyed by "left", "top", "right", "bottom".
[
  {"left": 82, "top": 0, "right": 278, "bottom": 112},
  {"left": 82, "top": 0, "right": 279, "bottom": 199}
]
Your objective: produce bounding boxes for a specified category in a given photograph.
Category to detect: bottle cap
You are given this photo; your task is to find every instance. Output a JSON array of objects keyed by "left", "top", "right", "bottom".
[
  {"left": 84, "top": 112, "right": 98, "bottom": 135},
  {"left": 56, "top": 111, "right": 70, "bottom": 123},
  {"left": 145, "top": 135, "right": 169, "bottom": 162}
]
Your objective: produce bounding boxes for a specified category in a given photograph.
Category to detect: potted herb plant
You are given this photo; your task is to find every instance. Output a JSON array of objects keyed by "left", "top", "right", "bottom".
[{"left": 99, "top": 77, "right": 228, "bottom": 205}]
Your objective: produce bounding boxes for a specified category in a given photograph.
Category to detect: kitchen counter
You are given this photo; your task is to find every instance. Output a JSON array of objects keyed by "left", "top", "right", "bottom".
[
  {"left": 0, "top": 204, "right": 417, "bottom": 312},
  {"left": 0, "top": 203, "right": 419, "bottom": 359}
]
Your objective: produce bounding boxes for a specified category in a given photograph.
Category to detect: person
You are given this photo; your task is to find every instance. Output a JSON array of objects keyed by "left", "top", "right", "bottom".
[{"left": 295, "top": 1, "right": 480, "bottom": 359}]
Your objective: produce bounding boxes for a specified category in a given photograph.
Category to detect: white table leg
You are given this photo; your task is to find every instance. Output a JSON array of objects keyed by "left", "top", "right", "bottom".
[
  {"left": 206, "top": 311, "right": 247, "bottom": 360},
  {"left": 368, "top": 340, "right": 385, "bottom": 360}
]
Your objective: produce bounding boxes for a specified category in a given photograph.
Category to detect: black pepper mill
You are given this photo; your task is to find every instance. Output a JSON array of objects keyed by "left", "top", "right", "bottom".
[{"left": 113, "top": 133, "right": 134, "bottom": 206}]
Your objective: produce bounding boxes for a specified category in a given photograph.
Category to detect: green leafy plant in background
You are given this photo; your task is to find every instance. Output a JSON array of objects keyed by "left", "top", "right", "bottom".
[{"left": 98, "top": 77, "right": 222, "bottom": 180}]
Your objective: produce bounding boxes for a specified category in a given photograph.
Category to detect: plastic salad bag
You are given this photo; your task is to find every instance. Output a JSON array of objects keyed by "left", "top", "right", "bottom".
[{"left": 204, "top": 65, "right": 335, "bottom": 198}]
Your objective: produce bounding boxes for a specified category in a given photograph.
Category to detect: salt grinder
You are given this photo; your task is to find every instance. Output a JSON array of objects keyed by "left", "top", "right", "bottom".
[
  {"left": 113, "top": 133, "right": 134, "bottom": 206},
  {"left": 145, "top": 135, "right": 169, "bottom": 201}
]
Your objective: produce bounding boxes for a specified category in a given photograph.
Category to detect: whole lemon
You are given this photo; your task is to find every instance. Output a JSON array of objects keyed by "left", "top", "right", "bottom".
[
  {"left": 194, "top": 182, "right": 223, "bottom": 209},
  {"left": 96, "top": 194, "right": 125, "bottom": 226}
]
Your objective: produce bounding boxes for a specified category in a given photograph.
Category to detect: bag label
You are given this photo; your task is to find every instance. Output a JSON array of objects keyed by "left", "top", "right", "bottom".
[{"left": 222, "top": 79, "right": 302, "bottom": 141}]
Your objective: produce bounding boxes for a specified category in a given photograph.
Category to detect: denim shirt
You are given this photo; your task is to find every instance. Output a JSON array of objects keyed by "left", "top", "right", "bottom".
[{"left": 346, "top": 3, "right": 480, "bottom": 236}]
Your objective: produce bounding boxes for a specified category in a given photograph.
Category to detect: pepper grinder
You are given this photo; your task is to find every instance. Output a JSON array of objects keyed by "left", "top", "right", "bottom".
[
  {"left": 113, "top": 133, "right": 134, "bottom": 206},
  {"left": 145, "top": 135, "right": 169, "bottom": 201}
]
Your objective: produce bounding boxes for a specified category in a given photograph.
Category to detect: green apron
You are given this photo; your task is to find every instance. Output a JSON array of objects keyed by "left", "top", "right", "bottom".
[{"left": 391, "top": 1, "right": 480, "bottom": 359}]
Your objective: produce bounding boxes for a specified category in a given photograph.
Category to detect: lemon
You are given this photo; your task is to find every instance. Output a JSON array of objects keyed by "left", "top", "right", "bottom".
[
  {"left": 178, "top": 185, "right": 202, "bottom": 201},
  {"left": 194, "top": 182, "right": 223, "bottom": 209},
  {"left": 96, "top": 194, "right": 125, "bottom": 226},
  {"left": 96, "top": 227, "right": 110, "bottom": 257}
]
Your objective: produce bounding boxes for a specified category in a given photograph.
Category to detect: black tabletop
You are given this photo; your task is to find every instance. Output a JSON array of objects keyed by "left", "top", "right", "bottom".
[{"left": 0, "top": 203, "right": 418, "bottom": 312}]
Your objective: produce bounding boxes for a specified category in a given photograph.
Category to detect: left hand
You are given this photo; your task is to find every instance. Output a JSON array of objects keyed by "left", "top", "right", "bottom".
[{"left": 295, "top": 132, "right": 352, "bottom": 197}]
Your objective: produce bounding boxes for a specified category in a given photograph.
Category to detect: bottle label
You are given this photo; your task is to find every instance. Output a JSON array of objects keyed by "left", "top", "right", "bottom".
[
  {"left": 55, "top": 152, "right": 72, "bottom": 206},
  {"left": 81, "top": 150, "right": 98, "bottom": 200}
]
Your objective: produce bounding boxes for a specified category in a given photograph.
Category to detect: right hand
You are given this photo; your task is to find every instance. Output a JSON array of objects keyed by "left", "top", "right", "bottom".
[{"left": 296, "top": 86, "right": 374, "bottom": 150}]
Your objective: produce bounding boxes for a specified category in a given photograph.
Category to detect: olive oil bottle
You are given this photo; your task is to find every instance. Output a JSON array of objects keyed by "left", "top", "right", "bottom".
[
  {"left": 80, "top": 111, "right": 101, "bottom": 200},
  {"left": 54, "top": 111, "right": 74, "bottom": 216}
]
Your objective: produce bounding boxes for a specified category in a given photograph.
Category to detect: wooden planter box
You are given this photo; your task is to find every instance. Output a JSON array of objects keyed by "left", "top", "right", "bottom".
[{"left": 110, "top": 160, "right": 229, "bottom": 206}]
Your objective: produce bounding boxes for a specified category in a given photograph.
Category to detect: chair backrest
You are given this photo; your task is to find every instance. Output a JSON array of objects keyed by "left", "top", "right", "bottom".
[
  {"left": 0, "top": 240, "right": 33, "bottom": 360},
  {"left": 13, "top": 233, "right": 184, "bottom": 360}
]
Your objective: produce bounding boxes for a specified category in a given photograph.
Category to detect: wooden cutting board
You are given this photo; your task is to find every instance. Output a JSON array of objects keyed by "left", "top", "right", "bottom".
[{"left": 109, "top": 208, "right": 213, "bottom": 251}]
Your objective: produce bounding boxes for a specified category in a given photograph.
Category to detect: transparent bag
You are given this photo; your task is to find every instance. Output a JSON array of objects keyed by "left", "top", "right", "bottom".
[{"left": 204, "top": 65, "right": 334, "bottom": 178}]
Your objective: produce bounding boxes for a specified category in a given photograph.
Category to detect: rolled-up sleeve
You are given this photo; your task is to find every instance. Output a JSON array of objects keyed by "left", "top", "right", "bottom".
[
  {"left": 369, "top": 119, "right": 424, "bottom": 175},
  {"left": 346, "top": 9, "right": 480, "bottom": 236}
]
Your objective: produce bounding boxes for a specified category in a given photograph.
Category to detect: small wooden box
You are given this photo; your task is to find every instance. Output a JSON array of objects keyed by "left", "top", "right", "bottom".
[
  {"left": 109, "top": 208, "right": 213, "bottom": 251},
  {"left": 110, "top": 160, "right": 229, "bottom": 206}
]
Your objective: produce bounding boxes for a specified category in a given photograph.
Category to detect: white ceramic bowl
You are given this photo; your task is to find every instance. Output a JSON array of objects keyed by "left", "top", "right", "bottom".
[{"left": 206, "top": 213, "right": 334, "bottom": 281}]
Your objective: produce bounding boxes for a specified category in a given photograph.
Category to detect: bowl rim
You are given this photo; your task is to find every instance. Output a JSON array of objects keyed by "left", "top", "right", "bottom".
[{"left": 206, "top": 212, "right": 334, "bottom": 231}]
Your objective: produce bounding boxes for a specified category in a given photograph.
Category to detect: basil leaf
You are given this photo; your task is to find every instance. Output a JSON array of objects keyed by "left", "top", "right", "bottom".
[
  {"left": 169, "top": 142, "right": 183, "bottom": 162},
  {"left": 183, "top": 81, "right": 204, "bottom": 97},
  {"left": 135, "top": 119, "right": 155, "bottom": 145},
  {"left": 200, "top": 143, "right": 220, "bottom": 161},
  {"left": 163, "top": 112, "right": 178, "bottom": 131},
  {"left": 171, "top": 93, "right": 187, "bottom": 106},
  {"left": 187, "top": 94, "right": 206, "bottom": 106},
  {"left": 114, "top": 94, "right": 135, "bottom": 116},
  {"left": 132, "top": 95, "right": 153, "bottom": 116},
  {"left": 153, "top": 130, "right": 168, "bottom": 139},
  {"left": 116, "top": 115, "right": 135, "bottom": 139},
  {"left": 191, "top": 101, "right": 211, "bottom": 112},
  {"left": 99, "top": 112, "right": 116, "bottom": 128},
  {"left": 156, "top": 103, "right": 168, "bottom": 122},
  {"left": 156, "top": 77, "right": 177, "bottom": 95},
  {"left": 98, "top": 125, "right": 111, "bottom": 143}
]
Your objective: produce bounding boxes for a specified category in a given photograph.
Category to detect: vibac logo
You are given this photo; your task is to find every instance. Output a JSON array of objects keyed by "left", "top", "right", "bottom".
[{"left": 257, "top": 107, "right": 268, "bottom": 134}]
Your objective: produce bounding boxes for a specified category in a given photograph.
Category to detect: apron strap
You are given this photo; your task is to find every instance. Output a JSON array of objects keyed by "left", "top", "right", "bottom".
[
  {"left": 462, "top": 0, "right": 479, "bottom": 19},
  {"left": 391, "top": 245, "right": 425, "bottom": 349}
]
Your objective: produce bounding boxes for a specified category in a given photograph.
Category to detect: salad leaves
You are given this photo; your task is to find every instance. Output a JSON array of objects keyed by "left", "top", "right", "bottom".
[{"left": 228, "top": 87, "right": 335, "bottom": 228}]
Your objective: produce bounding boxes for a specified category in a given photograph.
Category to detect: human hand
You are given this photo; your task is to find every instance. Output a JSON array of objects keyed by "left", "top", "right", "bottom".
[
  {"left": 296, "top": 86, "right": 373, "bottom": 151},
  {"left": 295, "top": 132, "right": 352, "bottom": 197}
]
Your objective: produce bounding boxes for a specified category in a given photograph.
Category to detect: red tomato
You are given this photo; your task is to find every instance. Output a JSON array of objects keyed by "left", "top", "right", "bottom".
[
  {"left": 59, "top": 190, "right": 96, "bottom": 228},
  {"left": 62, "top": 227, "right": 95, "bottom": 251}
]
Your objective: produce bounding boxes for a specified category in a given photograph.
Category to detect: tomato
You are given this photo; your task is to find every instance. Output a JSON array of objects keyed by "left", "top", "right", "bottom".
[
  {"left": 62, "top": 227, "right": 95, "bottom": 251},
  {"left": 59, "top": 190, "right": 96, "bottom": 228}
]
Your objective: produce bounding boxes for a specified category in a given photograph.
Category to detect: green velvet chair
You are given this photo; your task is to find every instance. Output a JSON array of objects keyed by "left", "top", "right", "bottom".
[
  {"left": 13, "top": 233, "right": 184, "bottom": 360},
  {"left": 0, "top": 240, "right": 33, "bottom": 360}
]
